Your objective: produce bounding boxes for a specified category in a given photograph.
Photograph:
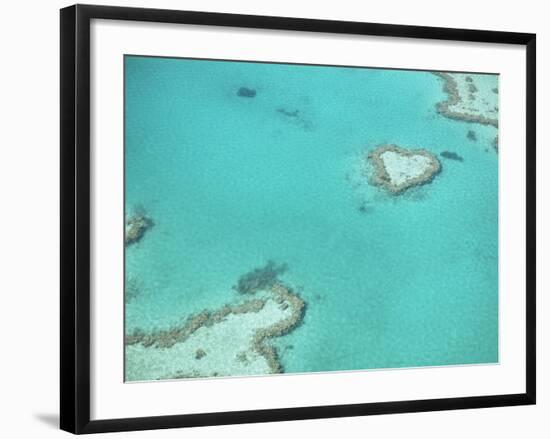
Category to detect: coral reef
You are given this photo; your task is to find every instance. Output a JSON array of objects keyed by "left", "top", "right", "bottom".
[
  {"left": 232, "top": 260, "right": 288, "bottom": 294},
  {"left": 367, "top": 144, "right": 441, "bottom": 194},
  {"left": 125, "top": 280, "right": 306, "bottom": 380},
  {"left": 125, "top": 212, "right": 154, "bottom": 246},
  {"left": 433, "top": 72, "right": 498, "bottom": 128},
  {"left": 440, "top": 151, "right": 464, "bottom": 162},
  {"left": 163, "top": 369, "right": 210, "bottom": 380},
  {"left": 251, "top": 283, "right": 306, "bottom": 373},
  {"left": 237, "top": 87, "right": 256, "bottom": 98},
  {"left": 236, "top": 351, "right": 249, "bottom": 364},
  {"left": 195, "top": 348, "right": 207, "bottom": 360},
  {"left": 433, "top": 72, "right": 499, "bottom": 155}
]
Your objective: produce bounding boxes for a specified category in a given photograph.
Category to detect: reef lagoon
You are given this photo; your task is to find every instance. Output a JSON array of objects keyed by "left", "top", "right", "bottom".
[{"left": 124, "top": 56, "right": 499, "bottom": 381}]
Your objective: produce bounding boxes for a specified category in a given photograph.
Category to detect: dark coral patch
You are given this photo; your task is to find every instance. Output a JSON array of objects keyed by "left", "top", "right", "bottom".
[{"left": 237, "top": 87, "right": 256, "bottom": 98}]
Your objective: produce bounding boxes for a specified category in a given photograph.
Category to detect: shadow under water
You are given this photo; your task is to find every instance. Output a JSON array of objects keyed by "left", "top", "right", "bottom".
[{"left": 276, "top": 106, "right": 314, "bottom": 131}]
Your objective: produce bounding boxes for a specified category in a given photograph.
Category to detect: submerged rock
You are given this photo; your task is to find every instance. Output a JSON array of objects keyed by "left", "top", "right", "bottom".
[
  {"left": 276, "top": 108, "right": 299, "bottom": 118},
  {"left": 467, "top": 130, "right": 477, "bottom": 141},
  {"left": 125, "top": 213, "right": 154, "bottom": 246},
  {"left": 124, "top": 276, "right": 142, "bottom": 303},
  {"left": 232, "top": 260, "right": 288, "bottom": 294},
  {"left": 358, "top": 202, "right": 374, "bottom": 214},
  {"left": 440, "top": 151, "right": 464, "bottom": 162},
  {"left": 237, "top": 87, "right": 256, "bottom": 98},
  {"left": 276, "top": 107, "right": 313, "bottom": 131}
]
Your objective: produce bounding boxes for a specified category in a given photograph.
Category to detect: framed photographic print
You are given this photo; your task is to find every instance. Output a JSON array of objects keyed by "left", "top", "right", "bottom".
[{"left": 60, "top": 4, "right": 536, "bottom": 434}]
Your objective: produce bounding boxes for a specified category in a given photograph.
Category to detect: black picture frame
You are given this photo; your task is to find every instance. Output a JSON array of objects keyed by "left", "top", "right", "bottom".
[{"left": 60, "top": 4, "right": 536, "bottom": 434}]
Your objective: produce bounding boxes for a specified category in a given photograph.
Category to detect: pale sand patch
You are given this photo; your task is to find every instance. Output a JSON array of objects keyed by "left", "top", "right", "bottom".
[{"left": 380, "top": 150, "right": 433, "bottom": 187}]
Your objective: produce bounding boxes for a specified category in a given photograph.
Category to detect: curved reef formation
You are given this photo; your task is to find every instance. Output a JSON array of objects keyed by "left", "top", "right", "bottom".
[
  {"left": 433, "top": 72, "right": 498, "bottom": 128},
  {"left": 125, "top": 282, "right": 306, "bottom": 381},
  {"left": 125, "top": 213, "right": 154, "bottom": 246},
  {"left": 367, "top": 144, "right": 441, "bottom": 194}
]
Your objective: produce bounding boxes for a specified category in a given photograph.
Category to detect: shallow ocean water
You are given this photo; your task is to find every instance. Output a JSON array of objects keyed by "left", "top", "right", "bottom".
[{"left": 124, "top": 56, "right": 498, "bottom": 378}]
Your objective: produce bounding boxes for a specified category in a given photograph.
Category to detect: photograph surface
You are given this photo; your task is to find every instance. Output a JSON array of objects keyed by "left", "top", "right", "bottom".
[{"left": 123, "top": 55, "right": 499, "bottom": 382}]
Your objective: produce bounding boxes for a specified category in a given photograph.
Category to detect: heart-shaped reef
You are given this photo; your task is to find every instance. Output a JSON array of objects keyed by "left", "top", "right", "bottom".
[{"left": 367, "top": 144, "right": 441, "bottom": 194}]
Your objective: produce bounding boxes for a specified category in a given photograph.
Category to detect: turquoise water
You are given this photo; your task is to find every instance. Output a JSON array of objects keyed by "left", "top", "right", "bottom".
[{"left": 125, "top": 55, "right": 498, "bottom": 377}]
